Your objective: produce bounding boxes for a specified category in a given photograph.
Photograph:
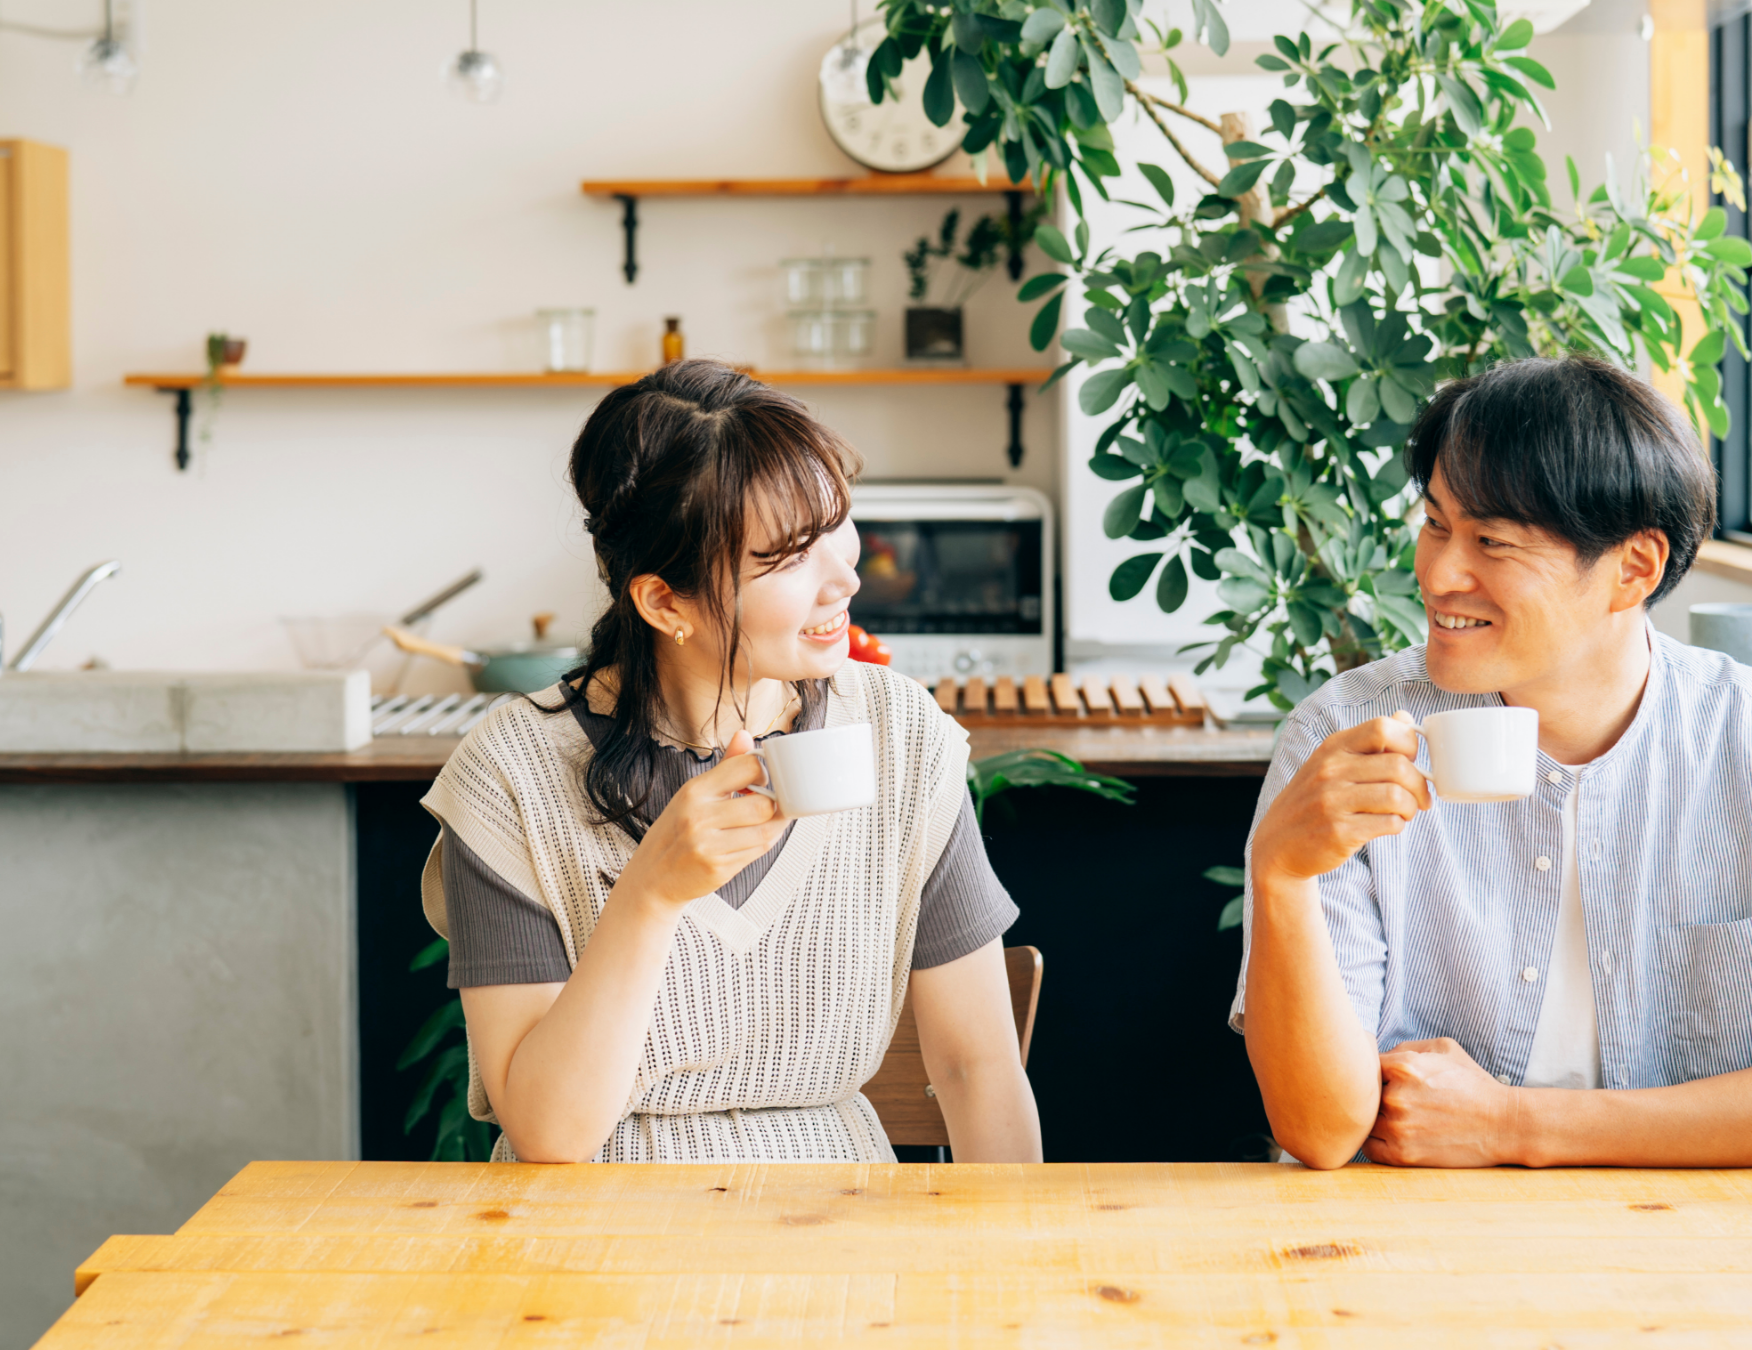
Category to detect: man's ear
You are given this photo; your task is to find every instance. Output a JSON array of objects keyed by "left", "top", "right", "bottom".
[
  {"left": 627, "top": 573, "right": 691, "bottom": 642},
  {"left": 1611, "top": 530, "right": 1669, "bottom": 612}
]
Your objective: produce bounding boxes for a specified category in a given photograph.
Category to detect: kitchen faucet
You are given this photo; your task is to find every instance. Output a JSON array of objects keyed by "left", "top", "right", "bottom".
[{"left": 3, "top": 560, "right": 123, "bottom": 672}]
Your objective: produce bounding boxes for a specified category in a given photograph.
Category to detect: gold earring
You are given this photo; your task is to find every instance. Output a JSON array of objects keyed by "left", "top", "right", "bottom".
[{"left": 674, "top": 628, "right": 686, "bottom": 646}]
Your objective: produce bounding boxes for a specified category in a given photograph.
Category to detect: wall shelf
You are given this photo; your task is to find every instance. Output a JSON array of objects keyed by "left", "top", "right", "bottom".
[
  {"left": 579, "top": 173, "right": 1037, "bottom": 285},
  {"left": 123, "top": 368, "right": 1055, "bottom": 471}
]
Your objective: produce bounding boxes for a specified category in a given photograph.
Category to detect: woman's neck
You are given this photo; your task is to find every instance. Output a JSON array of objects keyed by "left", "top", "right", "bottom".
[{"left": 652, "top": 652, "right": 796, "bottom": 750}]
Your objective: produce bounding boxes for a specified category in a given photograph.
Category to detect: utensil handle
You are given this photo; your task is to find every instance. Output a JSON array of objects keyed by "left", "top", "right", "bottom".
[
  {"left": 1408, "top": 722, "right": 1435, "bottom": 783},
  {"left": 382, "top": 625, "right": 481, "bottom": 668},
  {"left": 745, "top": 748, "right": 777, "bottom": 801},
  {"left": 397, "top": 568, "right": 485, "bottom": 627}
]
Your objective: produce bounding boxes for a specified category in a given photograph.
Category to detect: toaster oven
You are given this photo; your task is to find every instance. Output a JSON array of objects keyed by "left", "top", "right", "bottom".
[{"left": 847, "top": 484, "right": 1054, "bottom": 682}]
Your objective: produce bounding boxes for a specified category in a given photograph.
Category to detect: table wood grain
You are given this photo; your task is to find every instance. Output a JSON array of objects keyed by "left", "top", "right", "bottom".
[{"left": 44, "top": 1161, "right": 1752, "bottom": 1346}]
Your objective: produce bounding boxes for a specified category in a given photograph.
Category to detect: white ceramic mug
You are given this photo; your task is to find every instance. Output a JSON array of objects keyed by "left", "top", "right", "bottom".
[
  {"left": 747, "top": 722, "right": 877, "bottom": 817},
  {"left": 1409, "top": 706, "right": 1539, "bottom": 803}
]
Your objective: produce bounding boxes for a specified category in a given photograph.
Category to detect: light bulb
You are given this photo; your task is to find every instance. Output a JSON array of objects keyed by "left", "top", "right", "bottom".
[
  {"left": 77, "top": 35, "right": 137, "bottom": 95},
  {"left": 819, "top": 36, "right": 872, "bottom": 106},
  {"left": 446, "top": 49, "right": 504, "bottom": 103}
]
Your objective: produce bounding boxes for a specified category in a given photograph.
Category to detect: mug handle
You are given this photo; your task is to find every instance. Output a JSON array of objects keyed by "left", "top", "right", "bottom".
[
  {"left": 1404, "top": 720, "right": 1436, "bottom": 785},
  {"left": 743, "top": 748, "right": 778, "bottom": 801}
]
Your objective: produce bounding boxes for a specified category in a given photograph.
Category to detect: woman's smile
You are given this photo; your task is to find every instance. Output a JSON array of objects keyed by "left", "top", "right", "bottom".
[{"left": 801, "top": 608, "right": 850, "bottom": 643}]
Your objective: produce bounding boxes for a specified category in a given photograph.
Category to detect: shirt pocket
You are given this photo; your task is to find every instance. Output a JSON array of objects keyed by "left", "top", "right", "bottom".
[{"left": 1656, "top": 916, "right": 1752, "bottom": 1082}]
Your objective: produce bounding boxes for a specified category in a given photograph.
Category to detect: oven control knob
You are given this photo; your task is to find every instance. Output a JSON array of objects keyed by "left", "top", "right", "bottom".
[{"left": 953, "top": 650, "right": 980, "bottom": 673}]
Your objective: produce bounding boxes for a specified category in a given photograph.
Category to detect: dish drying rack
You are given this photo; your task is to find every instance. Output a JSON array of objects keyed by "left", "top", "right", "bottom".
[{"left": 370, "top": 692, "right": 515, "bottom": 738}]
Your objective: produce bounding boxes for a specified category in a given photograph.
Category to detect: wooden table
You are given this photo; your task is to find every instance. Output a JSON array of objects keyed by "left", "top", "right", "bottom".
[{"left": 42, "top": 1161, "right": 1752, "bottom": 1345}]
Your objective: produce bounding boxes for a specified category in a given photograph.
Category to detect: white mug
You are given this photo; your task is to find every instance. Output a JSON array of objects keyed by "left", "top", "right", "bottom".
[
  {"left": 748, "top": 722, "right": 877, "bottom": 817},
  {"left": 1409, "top": 706, "right": 1539, "bottom": 803}
]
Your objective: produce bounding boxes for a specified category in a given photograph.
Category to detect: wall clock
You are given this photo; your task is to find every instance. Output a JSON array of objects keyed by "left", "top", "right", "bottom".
[{"left": 818, "top": 18, "right": 958, "bottom": 174}]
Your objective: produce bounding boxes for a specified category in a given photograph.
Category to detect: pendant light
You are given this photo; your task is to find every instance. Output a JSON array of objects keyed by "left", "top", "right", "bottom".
[
  {"left": 76, "top": 0, "right": 136, "bottom": 95},
  {"left": 445, "top": 0, "right": 503, "bottom": 104}
]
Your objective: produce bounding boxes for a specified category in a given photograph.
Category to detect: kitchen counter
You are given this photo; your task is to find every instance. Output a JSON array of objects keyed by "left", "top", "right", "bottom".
[{"left": 0, "top": 722, "right": 1277, "bottom": 783}]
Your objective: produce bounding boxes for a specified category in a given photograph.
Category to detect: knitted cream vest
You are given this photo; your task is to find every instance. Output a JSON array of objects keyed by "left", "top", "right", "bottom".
[{"left": 419, "top": 660, "right": 969, "bottom": 1163}]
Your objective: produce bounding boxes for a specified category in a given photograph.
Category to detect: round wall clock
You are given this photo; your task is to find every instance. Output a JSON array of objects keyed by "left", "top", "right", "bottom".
[{"left": 818, "top": 19, "right": 958, "bottom": 174}]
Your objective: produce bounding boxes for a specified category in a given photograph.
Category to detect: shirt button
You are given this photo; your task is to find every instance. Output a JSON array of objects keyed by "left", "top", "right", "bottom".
[
  {"left": 1521, "top": 966, "right": 1540, "bottom": 982},
  {"left": 1535, "top": 856, "right": 1552, "bottom": 871},
  {"left": 1546, "top": 770, "right": 1564, "bottom": 784},
  {"left": 1496, "top": 1073, "right": 1515, "bottom": 1085}
]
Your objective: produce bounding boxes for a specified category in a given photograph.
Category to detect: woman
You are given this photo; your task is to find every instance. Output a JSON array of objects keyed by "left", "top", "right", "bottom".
[{"left": 419, "top": 359, "right": 1042, "bottom": 1164}]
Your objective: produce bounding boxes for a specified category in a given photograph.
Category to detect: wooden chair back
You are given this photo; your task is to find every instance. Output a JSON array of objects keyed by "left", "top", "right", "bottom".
[{"left": 862, "top": 945, "right": 1042, "bottom": 1148}]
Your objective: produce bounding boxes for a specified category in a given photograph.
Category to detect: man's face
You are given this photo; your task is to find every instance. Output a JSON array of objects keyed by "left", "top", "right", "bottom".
[{"left": 1414, "top": 464, "right": 1622, "bottom": 697}]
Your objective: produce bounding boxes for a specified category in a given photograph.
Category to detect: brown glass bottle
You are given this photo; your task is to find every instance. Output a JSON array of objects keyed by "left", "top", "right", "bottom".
[{"left": 662, "top": 316, "right": 684, "bottom": 365}]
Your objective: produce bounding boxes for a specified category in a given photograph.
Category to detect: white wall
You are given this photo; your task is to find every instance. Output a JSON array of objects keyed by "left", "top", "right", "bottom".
[{"left": 0, "top": 0, "right": 1056, "bottom": 690}]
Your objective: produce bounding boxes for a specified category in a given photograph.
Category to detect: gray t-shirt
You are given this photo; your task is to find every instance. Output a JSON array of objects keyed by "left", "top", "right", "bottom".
[{"left": 441, "top": 688, "right": 1017, "bottom": 988}]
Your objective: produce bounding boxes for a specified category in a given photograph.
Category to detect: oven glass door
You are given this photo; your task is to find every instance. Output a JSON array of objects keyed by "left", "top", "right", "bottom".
[{"left": 850, "top": 519, "right": 1043, "bottom": 635}]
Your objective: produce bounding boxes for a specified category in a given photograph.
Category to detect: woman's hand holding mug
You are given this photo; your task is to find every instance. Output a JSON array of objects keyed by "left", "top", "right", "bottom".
[{"left": 617, "top": 731, "right": 788, "bottom": 909}]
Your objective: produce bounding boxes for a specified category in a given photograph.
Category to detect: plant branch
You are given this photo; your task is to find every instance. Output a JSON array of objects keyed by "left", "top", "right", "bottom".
[
  {"left": 1132, "top": 87, "right": 1224, "bottom": 137},
  {"left": 1272, "top": 186, "right": 1327, "bottom": 230},
  {"left": 1125, "top": 79, "right": 1220, "bottom": 187}
]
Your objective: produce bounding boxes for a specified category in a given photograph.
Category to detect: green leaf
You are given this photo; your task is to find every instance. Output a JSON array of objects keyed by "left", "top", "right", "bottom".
[
  {"left": 1223, "top": 140, "right": 1272, "bottom": 160},
  {"left": 1204, "top": 865, "right": 1246, "bottom": 887},
  {"left": 1109, "top": 552, "right": 1164, "bottom": 600},
  {"left": 1138, "top": 162, "right": 1176, "bottom": 209},
  {"left": 1190, "top": 0, "right": 1230, "bottom": 55},
  {"left": 1030, "top": 292, "right": 1065, "bottom": 351},
  {"left": 1559, "top": 265, "right": 1594, "bottom": 296},
  {"left": 403, "top": 1043, "right": 468, "bottom": 1133},
  {"left": 1135, "top": 361, "right": 1171, "bottom": 410},
  {"left": 1062, "top": 327, "right": 1123, "bottom": 360},
  {"left": 1091, "top": 0, "right": 1126, "bottom": 38},
  {"left": 1706, "top": 236, "right": 1752, "bottom": 266},
  {"left": 1691, "top": 329, "right": 1728, "bottom": 367},
  {"left": 1566, "top": 155, "right": 1580, "bottom": 199},
  {"left": 1353, "top": 204, "right": 1378, "bottom": 257},
  {"left": 1333, "top": 247, "right": 1368, "bottom": 306},
  {"left": 1346, "top": 374, "right": 1380, "bottom": 426},
  {"left": 1045, "top": 26, "right": 1081, "bottom": 88},
  {"left": 1435, "top": 74, "right": 1485, "bottom": 137},
  {"left": 396, "top": 999, "right": 465, "bottom": 1070},
  {"left": 951, "top": 12, "right": 987, "bottom": 52},
  {"left": 1089, "top": 452, "right": 1139, "bottom": 480},
  {"left": 1080, "top": 365, "right": 1133, "bottom": 414},
  {"left": 1286, "top": 600, "right": 1322, "bottom": 647},
  {"left": 1696, "top": 207, "right": 1728, "bottom": 242},
  {"left": 1217, "top": 575, "right": 1270, "bottom": 611},
  {"left": 1034, "top": 223, "right": 1074, "bottom": 264},
  {"left": 1217, "top": 896, "right": 1245, "bottom": 931},
  {"left": 1214, "top": 547, "right": 1271, "bottom": 586},
  {"left": 1217, "top": 158, "right": 1270, "bottom": 198},
  {"left": 1498, "top": 17, "right": 1535, "bottom": 49},
  {"left": 1085, "top": 43, "right": 1125, "bottom": 119},
  {"left": 1153, "top": 475, "right": 1184, "bottom": 517},
  {"left": 1103, "top": 484, "right": 1148, "bottom": 538},
  {"left": 1615, "top": 256, "right": 1667, "bottom": 282},
  {"left": 1293, "top": 341, "right": 1360, "bottom": 382},
  {"left": 951, "top": 50, "right": 990, "bottom": 115},
  {"left": 922, "top": 49, "right": 955, "bottom": 128},
  {"left": 1504, "top": 55, "right": 1556, "bottom": 89},
  {"left": 1017, "top": 273, "right": 1067, "bottom": 301},
  {"left": 410, "top": 938, "right": 449, "bottom": 972},
  {"left": 1020, "top": 7, "right": 1065, "bottom": 42},
  {"left": 1156, "top": 554, "right": 1190, "bottom": 612}
]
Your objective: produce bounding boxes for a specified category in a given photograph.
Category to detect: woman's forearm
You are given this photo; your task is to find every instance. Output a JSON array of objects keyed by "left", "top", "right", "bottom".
[
  {"left": 1244, "top": 871, "right": 1382, "bottom": 1169},
  {"left": 933, "top": 1059, "right": 1043, "bottom": 1163},
  {"left": 495, "top": 884, "right": 682, "bottom": 1161}
]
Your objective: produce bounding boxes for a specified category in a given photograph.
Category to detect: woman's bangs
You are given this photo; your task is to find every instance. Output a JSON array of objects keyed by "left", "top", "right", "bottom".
[{"left": 746, "top": 433, "right": 855, "bottom": 571}]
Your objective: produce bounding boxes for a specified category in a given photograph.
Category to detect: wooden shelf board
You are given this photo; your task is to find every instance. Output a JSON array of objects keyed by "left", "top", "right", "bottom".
[
  {"left": 123, "top": 368, "right": 1055, "bottom": 391},
  {"left": 580, "top": 174, "right": 1033, "bottom": 198}
]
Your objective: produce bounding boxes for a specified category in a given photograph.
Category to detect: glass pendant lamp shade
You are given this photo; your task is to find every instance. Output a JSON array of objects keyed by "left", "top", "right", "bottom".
[
  {"left": 446, "top": 0, "right": 503, "bottom": 103},
  {"left": 77, "top": 0, "right": 136, "bottom": 94}
]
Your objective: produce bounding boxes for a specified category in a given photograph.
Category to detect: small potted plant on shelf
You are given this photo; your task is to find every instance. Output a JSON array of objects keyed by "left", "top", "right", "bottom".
[
  {"left": 199, "top": 332, "right": 246, "bottom": 445},
  {"left": 902, "top": 205, "right": 1041, "bottom": 363}
]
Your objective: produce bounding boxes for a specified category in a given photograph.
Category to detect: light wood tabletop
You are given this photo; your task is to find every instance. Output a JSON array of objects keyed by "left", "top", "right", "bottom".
[{"left": 41, "top": 1161, "right": 1752, "bottom": 1346}]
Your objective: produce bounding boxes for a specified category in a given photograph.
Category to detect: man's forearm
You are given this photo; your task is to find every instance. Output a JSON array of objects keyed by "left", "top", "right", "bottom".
[
  {"left": 1244, "top": 871, "right": 1383, "bottom": 1169},
  {"left": 1510, "top": 1066, "right": 1752, "bottom": 1168}
]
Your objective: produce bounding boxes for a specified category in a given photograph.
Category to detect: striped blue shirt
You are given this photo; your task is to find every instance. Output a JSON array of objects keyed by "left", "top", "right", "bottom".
[{"left": 1230, "top": 628, "right": 1752, "bottom": 1091}]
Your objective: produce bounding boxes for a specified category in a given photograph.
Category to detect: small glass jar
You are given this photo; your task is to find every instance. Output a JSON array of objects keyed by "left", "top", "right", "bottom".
[
  {"left": 536, "top": 308, "right": 595, "bottom": 372},
  {"left": 789, "top": 309, "right": 876, "bottom": 367},
  {"left": 781, "top": 257, "right": 870, "bottom": 308}
]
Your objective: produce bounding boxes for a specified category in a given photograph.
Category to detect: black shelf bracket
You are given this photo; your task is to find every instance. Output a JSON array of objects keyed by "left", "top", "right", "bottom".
[
  {"left": 1005, "top": 190, "right": 1026, "bottom": 281},
  {"left": 161, "top": 386, "right": 193, "bottom": 471},
  {"left": 1005, "top": 382, "right": 1025, "bottom": 468},
  {"left": 615, "top": 194, "right": 639, "bottom": 284}
]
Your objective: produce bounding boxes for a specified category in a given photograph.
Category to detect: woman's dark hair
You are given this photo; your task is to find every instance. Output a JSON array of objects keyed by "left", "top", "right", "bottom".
[
  {"left": 561, "top": 358, "right": 861, "bottom": 837},
  {"left": 1406, "top": 353, "right": 1715, "bottom": 605}
]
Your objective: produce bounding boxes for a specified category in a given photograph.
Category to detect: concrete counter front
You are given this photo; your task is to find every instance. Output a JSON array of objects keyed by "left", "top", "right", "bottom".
[{"left": 0, "top": 724, "right": 1276, "bottom": 1346}]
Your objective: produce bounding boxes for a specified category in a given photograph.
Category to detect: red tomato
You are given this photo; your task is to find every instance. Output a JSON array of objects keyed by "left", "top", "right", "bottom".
[{"left": 845, "top": 623, "right": 893, "bottom": 666}]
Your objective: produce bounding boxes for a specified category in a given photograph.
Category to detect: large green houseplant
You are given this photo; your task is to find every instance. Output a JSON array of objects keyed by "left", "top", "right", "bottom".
[{"left": 870, "top": 0, "right": 1748, "bottom": 707}]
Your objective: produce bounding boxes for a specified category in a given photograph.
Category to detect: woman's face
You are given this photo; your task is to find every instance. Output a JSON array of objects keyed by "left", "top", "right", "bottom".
[{"left": 728, "top": 514, "right": 862, "bottom": 683}]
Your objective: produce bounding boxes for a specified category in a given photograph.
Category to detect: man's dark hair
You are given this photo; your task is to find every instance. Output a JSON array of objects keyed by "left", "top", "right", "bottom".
[{"left": 1406, "top": 353, "right": 1716, "bottom": 605}]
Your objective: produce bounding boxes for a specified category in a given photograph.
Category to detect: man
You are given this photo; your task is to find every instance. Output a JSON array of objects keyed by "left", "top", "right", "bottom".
[{"left": 1234, "top": 353, "right": 1752, "bottom": 1170}]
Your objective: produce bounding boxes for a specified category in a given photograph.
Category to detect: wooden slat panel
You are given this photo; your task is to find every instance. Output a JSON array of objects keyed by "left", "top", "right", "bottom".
[
  {"left": 1080, "top": 678, "right": 1114, "bottom": 717},
  {"left": 1021, "top": 675, "right": 1049, "bottom": 714},
  {"left": 932, "top": 679, "right": 959, "bottom": 715},
  {"left": 1049, "top": 674, "right": 1080, "bottom": 715},
  {"left": 961, "top": 677, "right": 989, "bottom": 715},
  {"left": 1168, "top": 674, "right": 1207, "bottom": 717},
  {"left": 1109, "top": 676, "right": 1145, "bottom": 715},
  {"left": 1138, "top": 675, "right": 1174, "bottom": 715},
  {"left": 991, "top": 677, "right": 1018, "bottom": 714}
]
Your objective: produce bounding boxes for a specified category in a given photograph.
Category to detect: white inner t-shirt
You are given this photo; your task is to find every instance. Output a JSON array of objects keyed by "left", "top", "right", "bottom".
[{"left": 1520, "top": 778, "right": 1603, "bottom": 1090}]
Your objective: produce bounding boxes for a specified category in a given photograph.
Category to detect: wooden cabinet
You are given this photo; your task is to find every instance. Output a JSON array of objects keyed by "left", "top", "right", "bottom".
[{"left": 0, "top": 139, "right": 70, "bottom": 390}]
